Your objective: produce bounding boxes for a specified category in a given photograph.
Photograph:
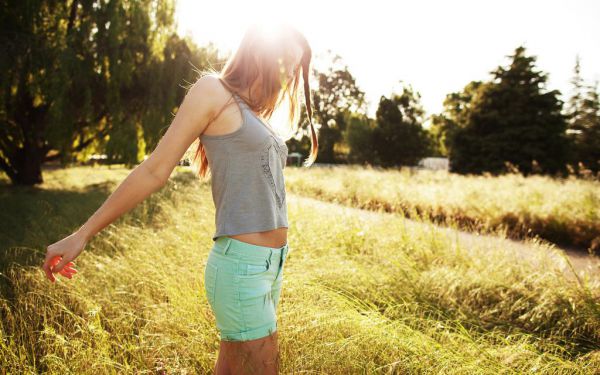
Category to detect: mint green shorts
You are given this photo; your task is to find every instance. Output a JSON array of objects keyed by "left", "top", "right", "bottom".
[{"left": 203, "top": 236, "right": 290, "bottom": 341}]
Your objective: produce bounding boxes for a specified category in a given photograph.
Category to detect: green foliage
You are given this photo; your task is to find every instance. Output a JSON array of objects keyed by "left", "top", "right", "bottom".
[
  {"left": 344, "top": 114, "right": 377, "bottom": 164},
  {"left": 0, "top": 1, "right": 220, "bottom": 185},
  {"left": 104, "top": 114, "right": 140, "bottom": 166},
  {"left": 565, "top": 55, "right": 600, "bottom": 174},
  {"left": 305, "top": 52, "right": 367, "bottom": 163},
  {"left": 372, "top": 83, "right": 431, "bottom": 167},
  {"left": 446, "top": 46, "right": 570, "bottom": 176},
  {"left": 141, "top": 36, "right": 223, "bottom": 153},
  {"left": 429, "top": 81, "right": 483, "bottom": 157}
]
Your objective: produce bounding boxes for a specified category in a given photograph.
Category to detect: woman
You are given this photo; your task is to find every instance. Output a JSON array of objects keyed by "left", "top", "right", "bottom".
[{"left": 42, "top": 23, "right": 318, "bottom": 374}]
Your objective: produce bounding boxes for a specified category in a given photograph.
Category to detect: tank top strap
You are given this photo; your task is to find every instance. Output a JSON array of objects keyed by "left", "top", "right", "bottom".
[
  {"left": 231, "top": 92, "right": 279, "bottom": 139},
  {"left": 231, "top": 93, "right": 253, "bottom": 127},
  {"left": 232, "top": 92, "right": 250, "bottom": 111}
]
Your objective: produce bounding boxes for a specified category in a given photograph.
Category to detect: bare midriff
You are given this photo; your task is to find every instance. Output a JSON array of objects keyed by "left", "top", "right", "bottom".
[{"left": 228, "top": 227, "right": 288, "bottom": 249}]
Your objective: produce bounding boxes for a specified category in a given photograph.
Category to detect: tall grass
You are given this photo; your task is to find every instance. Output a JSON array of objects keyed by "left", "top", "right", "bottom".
[
  {"left": 285, "top": 165, "right": 600, "bottom": 254},
  {"left": 0, "top": 165, "right": 599, "bottom": 373}
]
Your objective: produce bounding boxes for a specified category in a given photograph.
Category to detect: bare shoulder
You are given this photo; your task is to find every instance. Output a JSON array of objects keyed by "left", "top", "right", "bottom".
[
  {"left": 188, "top": 74, "right": 231, "bottom": 102},
  {"left": 187, "top": 74, "right": 221, "bottom": 105},
  {"left": 179, "top": 74, "right": 236, "bottom": 128}
]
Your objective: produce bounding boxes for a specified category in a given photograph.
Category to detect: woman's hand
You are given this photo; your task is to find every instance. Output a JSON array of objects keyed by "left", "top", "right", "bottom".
[{"left": 42, "top": 231, "right": 86, "bottom": 283}]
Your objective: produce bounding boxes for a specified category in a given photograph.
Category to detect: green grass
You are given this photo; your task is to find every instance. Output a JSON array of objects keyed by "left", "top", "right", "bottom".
[
  {"left": 0, "top": 165, "right": 599, "bottom": 373},
  {"left": 285, "top": 165, "right": 600, "bottom": 254}
]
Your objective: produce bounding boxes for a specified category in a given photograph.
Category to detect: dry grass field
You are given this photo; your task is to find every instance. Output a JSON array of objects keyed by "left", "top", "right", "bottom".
[{"left": 0, "top": 165, "right": 598, "bottom": 373}]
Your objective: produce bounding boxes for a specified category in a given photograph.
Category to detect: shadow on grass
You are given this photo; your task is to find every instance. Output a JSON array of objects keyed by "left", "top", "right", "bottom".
[
  {"left": 0, "top": 170, "right": 200, "bottom": 301},
  {"left": 0, "top": 180, "right": 112, "bottom": 305},
  {"left": 0, "top": 181, "right": 113, "bottom": 265}
]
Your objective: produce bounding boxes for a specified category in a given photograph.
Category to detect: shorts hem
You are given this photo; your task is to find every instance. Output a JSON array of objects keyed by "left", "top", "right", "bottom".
[{"left": 219, "top": 321, "right": 277, "bottom": 342}]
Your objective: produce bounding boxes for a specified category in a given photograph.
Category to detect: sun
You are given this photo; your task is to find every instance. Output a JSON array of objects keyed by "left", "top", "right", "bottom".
[{"left": 254, "top": 21, "right": 293, "bottom": 45}]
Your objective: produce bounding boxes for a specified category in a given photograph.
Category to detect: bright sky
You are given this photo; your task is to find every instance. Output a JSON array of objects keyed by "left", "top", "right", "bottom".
[{"left": 175, "top": 0, "right": 600, "bottom": 126}]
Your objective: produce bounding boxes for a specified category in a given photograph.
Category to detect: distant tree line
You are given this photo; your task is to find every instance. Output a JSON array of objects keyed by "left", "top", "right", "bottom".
[
  {"left": 1, "top": 1, "right": 599, "bottom": 185},
  {"left": 339, "top": 47, "right": 599, "bottom": 178}
]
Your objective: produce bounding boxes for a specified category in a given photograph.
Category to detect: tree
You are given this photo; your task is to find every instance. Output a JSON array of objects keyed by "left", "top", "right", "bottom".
[
  {"left": 0, "top": 0, "right": 198, "bottom": 185},
  {"left": 305, "top": 50, "right": 367, "bottom": 163},
  {"left": 565, "top": 56, "right": 600, "bottom": 174},
  {"left": 450, "top": 46, "right": 569, "bottom": 175},
  {"left": 429, "top": 81, "right": 483, "bottom": 157},
  {"left": 344, "top": 113, "right": 376, "bottom": 164},
  {"left": 142, "top": 37, "right": 222, "bottom": 153},
  {"left": 372, "top": 83, "right": 431, "bottom": 167}
]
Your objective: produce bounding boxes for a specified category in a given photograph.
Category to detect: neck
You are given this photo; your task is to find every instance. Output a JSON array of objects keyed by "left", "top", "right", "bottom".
[{"left": 240, "top": 78, "right": 262, "bottom": 101}]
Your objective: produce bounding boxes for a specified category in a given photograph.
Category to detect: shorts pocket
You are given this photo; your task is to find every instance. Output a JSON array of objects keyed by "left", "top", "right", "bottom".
[
  {"left": 204, "top": 262, "right": 218, "bottom": 306},
  {"left": 276, "top": 247, "right": 290, "bottom": 281},
  {"left": 237, "top": 260, "right": 271, "bottom": 278}
]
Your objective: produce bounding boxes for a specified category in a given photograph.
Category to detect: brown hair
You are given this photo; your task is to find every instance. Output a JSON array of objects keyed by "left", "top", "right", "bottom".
[{"left": 188, "top": 23, "right": 318, "bottom": 179}]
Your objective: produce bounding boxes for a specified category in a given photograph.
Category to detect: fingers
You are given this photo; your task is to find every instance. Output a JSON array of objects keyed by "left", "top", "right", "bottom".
[
  {"left": 42, "top": 255, "right": 78, "bottom": 283},
  {"left": 42, "top": 240, "right": 79, "bottom": 283},
  {"left": 52, "top": 256, "right": 74, "bottom": 274},
  {"left": 42, "top": 255, "right": 60, "bottom": 283},
  {"left": 59, "top": 265, "right": 78, "bottom": 279}
]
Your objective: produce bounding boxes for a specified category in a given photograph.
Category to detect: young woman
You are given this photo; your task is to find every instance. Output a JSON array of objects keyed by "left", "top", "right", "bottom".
[{"left": 42, "top": 23, "right": 318, "bottom": 374}]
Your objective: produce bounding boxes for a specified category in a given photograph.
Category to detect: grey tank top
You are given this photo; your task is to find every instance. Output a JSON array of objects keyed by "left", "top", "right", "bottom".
[{"left": 199, "top": 92, "right": 289, "bottom": 242}]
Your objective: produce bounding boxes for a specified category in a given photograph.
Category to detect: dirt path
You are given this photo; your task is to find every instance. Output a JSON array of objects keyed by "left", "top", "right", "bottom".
[{"left": 291, "top": 194, "right": 600, "bottom": 284}]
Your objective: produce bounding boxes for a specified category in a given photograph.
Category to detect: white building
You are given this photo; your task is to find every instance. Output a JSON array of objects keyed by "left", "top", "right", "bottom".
[{"left": 417, "top": 157, "right": 449, "bottom": 170}]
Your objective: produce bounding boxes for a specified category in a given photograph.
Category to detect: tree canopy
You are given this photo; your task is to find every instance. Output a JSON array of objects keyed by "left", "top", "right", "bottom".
[
  {"left": 447, "top": 46, "right": 569, "bottom": 175},
  {"left": 0, "top": 0, "right": 220, "bottom": 185}
]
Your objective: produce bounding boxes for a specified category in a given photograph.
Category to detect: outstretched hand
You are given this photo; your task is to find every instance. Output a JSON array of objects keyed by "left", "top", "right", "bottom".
[{"left": 42, "top": 232, "right": 87, "bottom": 283}]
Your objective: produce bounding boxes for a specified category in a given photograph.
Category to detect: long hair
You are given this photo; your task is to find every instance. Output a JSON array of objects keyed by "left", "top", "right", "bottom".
[{"left": 188, "top": 23, "right": 318, "bottom": 179}]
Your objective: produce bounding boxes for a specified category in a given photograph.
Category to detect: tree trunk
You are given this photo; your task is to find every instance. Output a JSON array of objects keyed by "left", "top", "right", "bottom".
[
  {"left": 11, "top": 146, "right": 45, "bottom": 185},
  {"left": 12, "top": 158, "right": 44, "bottom": 185}
]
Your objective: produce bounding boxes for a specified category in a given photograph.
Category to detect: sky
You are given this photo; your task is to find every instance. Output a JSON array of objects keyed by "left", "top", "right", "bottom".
[{"left": 175, "top": 0, "right": 600, "bottom": 126}]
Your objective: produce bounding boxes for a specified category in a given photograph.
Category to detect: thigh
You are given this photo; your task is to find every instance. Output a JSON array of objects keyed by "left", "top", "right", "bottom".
[{"left": 220, "top": 331, "right": 280, "bottom": 375}]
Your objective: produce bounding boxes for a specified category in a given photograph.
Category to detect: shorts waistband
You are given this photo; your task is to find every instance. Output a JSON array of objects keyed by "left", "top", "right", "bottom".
[{"left": 212, "top": 236, "right": 290, "bottom": 263}]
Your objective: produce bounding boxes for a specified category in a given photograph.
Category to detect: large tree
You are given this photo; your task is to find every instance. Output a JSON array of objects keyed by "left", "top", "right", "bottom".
[
  {"left": 429, "top": 81, "right": 483, "bottom": 157},
  {"left": 344, "top": 113, "right": 376, "bottom": 165},
  {"left": 304, "top": 51, "right": 367, "bottom": 163},
  {"left": 450, "top": 46, "right": 569, "bottom": 175},
  {"left": 565, "top": 55, "right": 600, "bottom": 174},
  {"left": 0, "top": 0, "right": 194, "bottom": 185},
  {"left": 372, "top": 83, "right": 431, "bottom": 167}
]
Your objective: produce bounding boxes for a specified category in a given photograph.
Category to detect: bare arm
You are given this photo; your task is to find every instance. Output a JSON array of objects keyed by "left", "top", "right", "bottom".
[{"left": 42, "top": 75, "right": 220, "bottom": 281}]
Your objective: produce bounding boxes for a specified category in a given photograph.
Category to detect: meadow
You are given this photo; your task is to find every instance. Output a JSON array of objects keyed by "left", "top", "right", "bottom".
[
  {"left": 0, "top": 165, "right": 599, "bottom": 374},
  {"left": 285, "top": 165, "right": 600, "bottom": 254}
]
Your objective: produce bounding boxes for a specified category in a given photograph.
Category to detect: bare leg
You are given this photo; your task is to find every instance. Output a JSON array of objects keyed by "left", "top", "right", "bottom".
[
  {"left": 215, "top": 340, "right": 231, "bottom": 375},
  {"left": 215, "top": 330, "right": 280, "bottom": 375}
]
